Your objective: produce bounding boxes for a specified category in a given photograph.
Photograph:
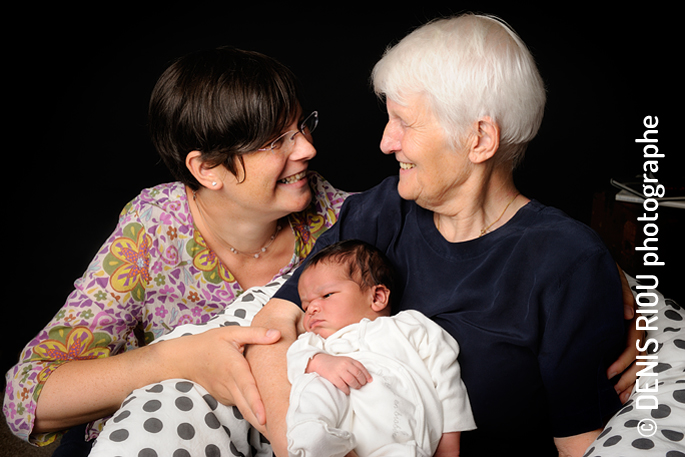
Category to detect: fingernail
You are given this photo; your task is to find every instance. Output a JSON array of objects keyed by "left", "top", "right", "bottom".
[
  {"left": 621, "top": 391, "right": 631, "bottom": 404},
  {"left": 266, "top": 329, "right": 279, "bottom": 338}
]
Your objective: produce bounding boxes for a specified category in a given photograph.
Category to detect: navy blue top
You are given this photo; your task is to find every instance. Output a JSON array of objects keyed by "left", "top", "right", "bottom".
[{"left": 275, "top": 176, "right": 624, "bottom": 456}]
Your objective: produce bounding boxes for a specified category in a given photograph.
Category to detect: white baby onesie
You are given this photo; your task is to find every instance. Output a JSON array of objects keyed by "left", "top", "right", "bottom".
[{"left": 286, "top": 309, "right": 476, "bottom": 457}]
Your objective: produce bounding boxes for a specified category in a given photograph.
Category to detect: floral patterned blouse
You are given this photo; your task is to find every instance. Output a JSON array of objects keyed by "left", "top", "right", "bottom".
[{"left": 3, "top": 171, "right": 348, "bottom": 446}]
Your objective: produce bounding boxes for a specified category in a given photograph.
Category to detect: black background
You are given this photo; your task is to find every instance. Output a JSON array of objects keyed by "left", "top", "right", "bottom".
[{"left": 4, "top": 4, "right": 679, "bottom": 377}]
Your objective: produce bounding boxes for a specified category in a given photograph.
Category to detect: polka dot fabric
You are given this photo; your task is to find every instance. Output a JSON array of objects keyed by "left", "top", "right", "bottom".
[
  {"left": 585, "top": 275, "right": 685, "bottom": 457},
  {"left": 91, "top": 380, "right": 271, "bottom": 457},
  {"left": 89, "top": 278, "right": 286, "bottom": 457}
]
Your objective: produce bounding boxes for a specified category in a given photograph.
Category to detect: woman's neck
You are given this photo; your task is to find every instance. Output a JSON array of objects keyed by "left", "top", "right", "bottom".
[
  {"left": 433, "top": 166, "right": 528, "bottom": 243},
  {"left": 187, "top": 186, "right": 285, "bottom": 259},
  {"left": 186, "top": 185, "right": 296, "bottom": 289}
]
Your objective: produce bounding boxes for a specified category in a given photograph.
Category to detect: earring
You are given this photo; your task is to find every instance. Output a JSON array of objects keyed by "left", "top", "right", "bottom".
[{"left": 211, "top": 182, "right": 217, "bottom": 187}]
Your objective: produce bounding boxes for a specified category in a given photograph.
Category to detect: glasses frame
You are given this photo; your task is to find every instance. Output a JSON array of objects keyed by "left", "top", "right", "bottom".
[{"left": 257, "top": 111, "right": 318, "bottom": 152}]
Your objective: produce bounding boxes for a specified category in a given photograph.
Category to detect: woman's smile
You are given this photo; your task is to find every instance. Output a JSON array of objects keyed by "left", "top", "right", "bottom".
[{"left": 278, "top": 170, "right": 308, "bottom": 185}]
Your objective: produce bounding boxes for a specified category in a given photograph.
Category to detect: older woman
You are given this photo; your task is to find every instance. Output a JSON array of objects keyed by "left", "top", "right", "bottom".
[
  {"left": 3, "top": 46, "right": 347, "bottom": 451},
  {"left": 250, "top": 14, "right": 627, "bottom": 456}
]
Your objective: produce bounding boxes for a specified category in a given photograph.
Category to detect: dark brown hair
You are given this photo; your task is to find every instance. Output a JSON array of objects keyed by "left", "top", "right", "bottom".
[
  {"left": 149, "top": 46, "right": 301, "bottom": 189},
  {"left": 302, "top": 240, "right": 398, "bottom": 307}
]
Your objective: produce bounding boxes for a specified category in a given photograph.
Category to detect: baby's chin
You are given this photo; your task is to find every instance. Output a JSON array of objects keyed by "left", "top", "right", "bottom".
[{"left": 309, "top": 327, "right": 333, "bottom": 338}]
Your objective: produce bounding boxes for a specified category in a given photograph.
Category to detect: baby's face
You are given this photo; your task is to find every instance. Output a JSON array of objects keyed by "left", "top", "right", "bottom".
[{"left": 298, "top": 262, "right": 379, "bottom": 338}]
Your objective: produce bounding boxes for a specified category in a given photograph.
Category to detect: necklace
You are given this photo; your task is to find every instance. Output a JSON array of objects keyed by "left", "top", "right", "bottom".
[
  {"left": 479, "top": 193, "right": 520, "bottom": 237},
  {"left": 434, "top": 192, "right": 520, "bottom": 239},
  {"left": 226, "top": 224, "right": 282, "bottom": 258},
  {"left": 192, "top": 190, "right": 282, "bottom": 259}
]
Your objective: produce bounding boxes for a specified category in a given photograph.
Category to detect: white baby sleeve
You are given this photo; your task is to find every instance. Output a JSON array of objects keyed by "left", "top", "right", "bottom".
[
  {"left": 400, "top": 310, "right": 477, "bottom": 432},
  {"left": 286, "top": 332, "right": 328, "bottom": 382},
  {"left": 286, "top": 334, "right": 355, "bottom": 457}
]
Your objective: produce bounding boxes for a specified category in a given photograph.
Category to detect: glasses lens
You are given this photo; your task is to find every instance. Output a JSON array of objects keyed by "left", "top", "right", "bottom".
[
  {"left": 260, "top": 111, "right": 318, "bottom": 151},
  {"left": 267, "top": 131, "right": 288, "bottom": 151},
  {"left": 301, "top": 111, "right": 318, "bottom": 136}
]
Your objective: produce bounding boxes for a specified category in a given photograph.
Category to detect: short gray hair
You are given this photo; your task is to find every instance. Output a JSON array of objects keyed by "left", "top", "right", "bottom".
[{"left": 372, "top": 13, "right": 546, "bottom": 168}]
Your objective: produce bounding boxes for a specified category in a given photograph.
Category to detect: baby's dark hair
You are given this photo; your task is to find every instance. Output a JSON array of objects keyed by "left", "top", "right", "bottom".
[{"left": 301, "top": 240, "right": 397, "bottom": 306}]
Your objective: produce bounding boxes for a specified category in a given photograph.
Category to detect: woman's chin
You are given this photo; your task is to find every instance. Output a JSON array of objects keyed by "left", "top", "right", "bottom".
[
  {"left": 396, "top": 179, "right": 418, "bottom": 202},
  {"left": 279, "top": 187, "right": 312, "bottom": 214}
]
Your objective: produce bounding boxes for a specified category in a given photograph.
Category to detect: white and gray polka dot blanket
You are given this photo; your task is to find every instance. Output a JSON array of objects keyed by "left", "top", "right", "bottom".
[
  {"left": 89, "top": 274, "right": 685, "bottom": 457},
  {"left": 584, "top": 275, "right": 684, "bottom": 457},
  {"left": 89, "top": 277, "right": 287, "bottom": 457}
]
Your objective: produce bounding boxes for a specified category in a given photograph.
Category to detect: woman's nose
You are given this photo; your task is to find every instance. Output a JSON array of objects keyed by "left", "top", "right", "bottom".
[
  {"left": 289, "top": 133, "right": 317, "bottom": 161},
  {"left": 380, "top": 122, "right": 400, "bottom": 155}
]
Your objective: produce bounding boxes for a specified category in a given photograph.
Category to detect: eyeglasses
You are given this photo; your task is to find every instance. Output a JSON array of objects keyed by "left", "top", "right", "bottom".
[{"left": 258, "top": 111, "right": 318, "bottom": 152}]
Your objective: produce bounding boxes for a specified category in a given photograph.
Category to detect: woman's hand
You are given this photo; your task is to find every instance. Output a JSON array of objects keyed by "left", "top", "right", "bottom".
[
  {"left": 160, "top": 325, "right": 281, "bottom": 426},
  {"left": 34, "top": 326, "right": 277, "bottom": 434},
  {"left": 306, "top": 354, "right": 373, "bottom": 394},
  {"left": 606, "top": 265, "right": 642, "bottom": 403}
]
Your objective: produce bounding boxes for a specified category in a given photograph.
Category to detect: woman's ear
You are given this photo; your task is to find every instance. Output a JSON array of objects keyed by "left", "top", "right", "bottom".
[
  {"left": 185, "top": 151, "right": 223, "bottom": 189},
  {"left": 370, "top": 284, "right": 391, "bottom": 313},
  {"left": 468, "top": 116, "right": 500, "bottom": 164}
]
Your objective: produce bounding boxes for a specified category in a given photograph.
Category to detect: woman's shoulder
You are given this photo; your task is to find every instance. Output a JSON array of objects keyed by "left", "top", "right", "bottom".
[
  {"left": 342, "top": 175, "right": 405, "bottom": 211},
  {"left": 123, "top": 181, "right": 187, "bottom": 207},
  {"left": 522, "top": 200, "right": 596, "bottom": 234},
  {"left": 516, "top": 199, "right": 608, "bottom": 256},
  {"left": 349, "top": 175, "right": 400, "bottom": 198},
  {"left": 307, "top": 171, "right": 350, "bottom": 209},
  {"left": 306, "top": 173, "right": 402, "bottom": 213},
  {"left": 119, "top": 182, "right": 191, "bottom": 223}
]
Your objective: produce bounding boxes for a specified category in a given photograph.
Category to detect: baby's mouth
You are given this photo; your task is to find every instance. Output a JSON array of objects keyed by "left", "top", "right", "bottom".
[{"left": 279, "top": 171, "right": 307, "bottom": 184}]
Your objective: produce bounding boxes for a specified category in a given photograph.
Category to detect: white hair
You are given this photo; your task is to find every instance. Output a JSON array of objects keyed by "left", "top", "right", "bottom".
[{"left": 372, "top": 13, "right": 546, "bottom": 168}]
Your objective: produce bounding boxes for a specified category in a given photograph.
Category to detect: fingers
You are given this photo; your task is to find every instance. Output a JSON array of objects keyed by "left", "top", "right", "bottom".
[
  {"left": 616, "top": 263, "right": 636, "bottom": 320},
  {"left": 221, "top": 326, "right": 281, "bottom": 348},
  {"left": 333, "top": 379, "right": 351, "bottom": 395},
  {"left": 607, "top": 312, "right": 643, "bottom": 404},
  {"left": 614, "top": 362, "right": 639, "bottom": 404},
  {"left": 234, "top": 387, "right": 267, "bottom": 430},
  {"left": 607, "top": 346, "right": 637, "bottom": 397},
  {"left": 352, "top": 363, "right": 373, "bottom": 385},
  {"left": 607, "top": 337, "right": 638, "bottom": 381},
  {"left": 197, "top": 326, "right": 280, "bottom": 425},
  {"left": 609, "top": 315, "right": 644, "bottom": 375},
  {"left": 232, "top": 364, "right": 267, "bottom": 425},
  {"left": 228, "top": 327, "right": 283, "bottom": 425},
  {"left": 336, "top": 362, "right": 373, "bottom": 394}
]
